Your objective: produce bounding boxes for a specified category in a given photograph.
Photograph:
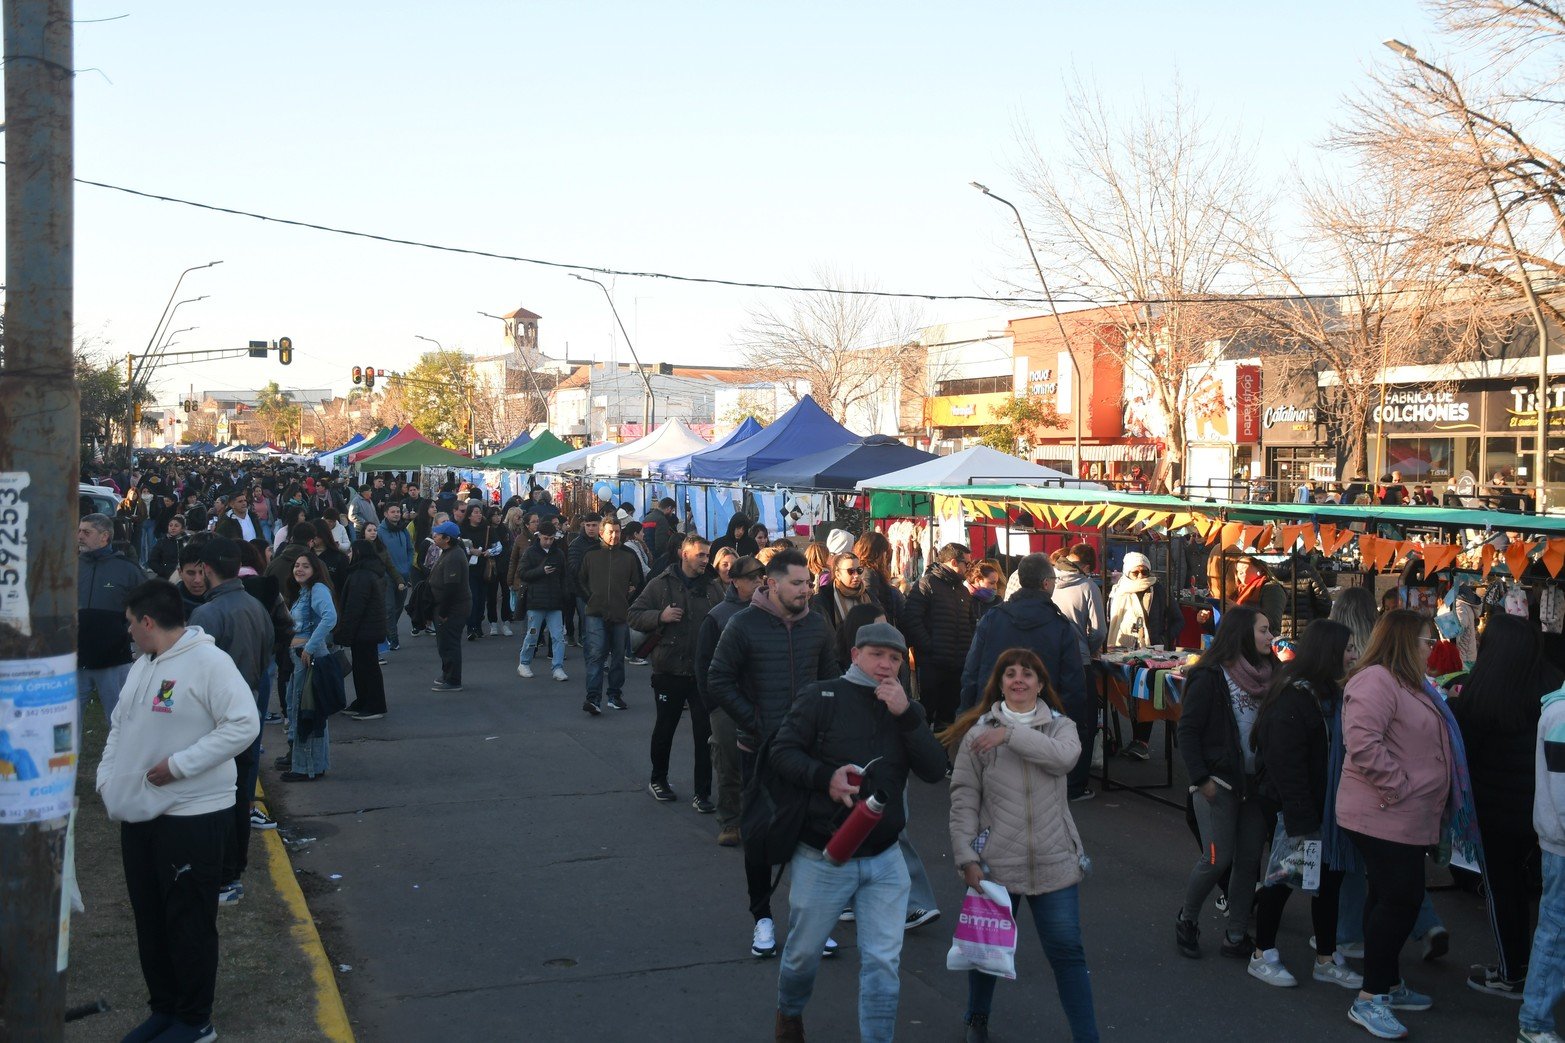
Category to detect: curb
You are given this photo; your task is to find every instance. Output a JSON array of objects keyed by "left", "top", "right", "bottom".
[{"left": 258, "top": 784, "right": 356, "bottom": 1042}]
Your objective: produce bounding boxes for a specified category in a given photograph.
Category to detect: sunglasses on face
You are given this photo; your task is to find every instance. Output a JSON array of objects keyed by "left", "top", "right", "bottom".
[{"left": 841, "top": 567, "right": 865, "bottom": 575}]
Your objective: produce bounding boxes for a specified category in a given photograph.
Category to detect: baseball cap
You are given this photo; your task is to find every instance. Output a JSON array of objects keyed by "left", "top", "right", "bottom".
[
  {"left": 432, "top": 521, "right": 461, "bottom": 537},
  {"left": 854, "top": 621, "right": 906, "bottom": 654},
  {"left": 730, "top": 555, "right": 764, "bottom": 580}
]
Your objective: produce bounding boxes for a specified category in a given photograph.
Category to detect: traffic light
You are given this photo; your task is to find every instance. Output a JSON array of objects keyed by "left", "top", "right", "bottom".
[
  {"left": 278, "top": 336, "right": 293, "bottom": 366},
  {"left": 353, "top": 366, "right": 363, "bottom": 386},
  {"left": 364, "top": 365, "right": 376, "bottom": 390}
]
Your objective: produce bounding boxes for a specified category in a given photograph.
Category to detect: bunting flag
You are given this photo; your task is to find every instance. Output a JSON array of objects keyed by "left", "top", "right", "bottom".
[
  {"left": 1166, "top": 512, "right": 1195, "bottom": 532},
  {"left": 1277, "top": 524, "right": 1306, "bottom": 552},
  {"left": 1358, "top": 534, "right": 1380, "bottom": 571},
  {"left": 1327, "top": 527, "right": 1357, "bottom": 556},
  {"left": 1481, "top": 543, "right": 1496, "bottom": 581},
  {"left": 1255, "top": 524, "right": 1276, "bottom": 551},
  {"left": 1317, "top": 523, "right": 1338, "bottom": 553},
  {"left": 1544, "top": 538, "right": 1565, "bottom": 579},
  {"left": 1420, "top": 543, "right": 1460, "bottom": 576},
  {"left": 1099, "top": 504, "right": 1129, "bottom": 528},
  {"left": 1387, "top": 541, "right": 1410, "bottom": 570},
  {"left": 1236, "top": 525, "right": 1261, "bottom": 550},
  {"left": 1219, "top": 522, "right": 1246, "bottom": 551},
  {"left": 1205, "top": 517, "right": 1226, "bottom": 545},
  {"left": 1505, "top": 540, "right": 1534, "bottom": 580}
]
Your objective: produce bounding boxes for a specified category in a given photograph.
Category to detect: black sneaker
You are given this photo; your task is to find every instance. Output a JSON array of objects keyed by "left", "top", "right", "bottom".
[
  {"left": 1176, "top": 913, "right": 1201, "bottom": 958},
  {"left": 272, "top": 752, "right": 291, "bottom": 770},
  {"left": 119, "top": 1011, "right": 175, "bottom": 1043},
  {"left": 430, "top": 681, "right": 463, "bottom": 692},
  {"left": 1220, "top": 932, "right": 1255, "bottom": 958},
  {"left": 582, "top": 700, "right": 602, "bottom": 716},
  {"left": 691, "top": 795, "right": 716, "bottom": 814},
  {"left": 1467, "top": 965, "right": 1526, "bottom": 999},
  {"left": 964, "top": 1012, "right": 990, "bottom": 1043},
  {"left": 648, "top": 779, "right": 677, "bottom": 802},
  {"left": 905, "top": 907, "right": 941, "bottom": 930},
  {"left": 606, "top": 696, "right": 627, "bottom": 711}
]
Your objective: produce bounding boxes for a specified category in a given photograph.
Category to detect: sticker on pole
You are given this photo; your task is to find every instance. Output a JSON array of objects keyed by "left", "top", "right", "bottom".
[
  {"left": 0, "top": 472, "right": 30, "bottom": 635},
  {"left": 0, "top": 652, "right": 78, "bottom": 823}
]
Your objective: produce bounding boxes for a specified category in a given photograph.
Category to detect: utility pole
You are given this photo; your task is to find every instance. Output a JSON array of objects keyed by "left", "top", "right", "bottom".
[{"left": 0, "top": 2, "right": 76, "bottom": 1039}]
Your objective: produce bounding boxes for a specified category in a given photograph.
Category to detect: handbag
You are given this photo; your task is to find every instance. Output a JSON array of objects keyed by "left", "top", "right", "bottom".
[
  {"left": 332, "top": 646, "right": 352, "bottom": 675},
  {"left": 1263, "top": 817, "right": 1322, "bottom": 894}
]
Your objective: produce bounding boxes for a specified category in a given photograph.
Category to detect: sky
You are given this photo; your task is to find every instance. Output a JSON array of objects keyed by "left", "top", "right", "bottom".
[{"left": 22, "top": 0, "right": 1441, "bottom": 407}]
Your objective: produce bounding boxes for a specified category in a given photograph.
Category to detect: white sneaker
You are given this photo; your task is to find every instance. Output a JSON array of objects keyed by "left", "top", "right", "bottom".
[
  {"left": 751, "top": 917, "right": 777, "bottom": 958},
  {"left": 1311, "top": 935, "right": 1365, "bottom": 959},
  {"left": 552, "top": 666, "right": 568, "bottom": 682},
  {"left": 501, "top": 623, "right": 513, "bottom": 636},
  {"left": 1247, "top": 950, "right": 1298, "bottom": 988},
  {"left": 488, "top": 623, "right": 500, "bottom": 637},
  {"left": 517, "top": 663, "right": 534, "bottom": 679},
  {"left": 1313, "top": 953, "right": 1365, "bottom": 990}
]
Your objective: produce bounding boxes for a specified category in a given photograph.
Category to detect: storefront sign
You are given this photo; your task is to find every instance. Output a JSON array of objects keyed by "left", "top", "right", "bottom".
[
  {"left": 928, "top": 391, "right": 1012, "bottom": 428},
  {"left": 1026, "top": 368, "right": 1058, "bottom": 396},
  {"left": 1369, "top": 386, "right": 1481, "bottom": 433},
  {"left": 1485, "top": 383, "right": 1565, "bottom": 432},
  {"left": 1235, "top": 365, "right": 1261, "bottom": 444}
]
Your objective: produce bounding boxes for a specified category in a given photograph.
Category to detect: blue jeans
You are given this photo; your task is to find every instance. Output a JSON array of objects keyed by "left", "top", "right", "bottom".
[
  {"left": 582, "top": 615, "right": 626, "bottom": 704},
  {"left": 779, "top": 844, "right": 909, "bottom": 1043},
  {"left": 519, "top": 610, "right": 566, "bottom": 670},
  {"left": 1337, "top": 865, "right": 1442, "bottom": 944},
  {"left": 77, "top": 664, "right": 131, "bottom": 725},
  {"left": 967, "top": 886, "right": 1099, "bottom": 1042},
  {"left": 844, "top": 790, "right": 939, "bottom": 916},
  {"left": 1522, "top": 850, "right": 1565, "bottom": 1032}
]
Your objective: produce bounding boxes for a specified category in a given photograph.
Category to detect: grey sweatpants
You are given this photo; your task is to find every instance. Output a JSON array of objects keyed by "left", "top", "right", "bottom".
[{"left": 1181, "top": 783, "right": 1268, "bottom": 939}]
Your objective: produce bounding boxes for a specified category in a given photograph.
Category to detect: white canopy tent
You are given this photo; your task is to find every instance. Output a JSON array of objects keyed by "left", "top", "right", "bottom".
[
  {"left": 589, "top": 421, "right": 710, "bottom": 477},
  {"left": 854, "top": 445, "right": 1098, "bottom": 491},
  {"left": 535, "top": 440, "right": 618, "bottom": 475}
]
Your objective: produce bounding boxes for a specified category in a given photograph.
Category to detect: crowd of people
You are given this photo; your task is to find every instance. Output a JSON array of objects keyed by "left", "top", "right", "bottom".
[{"left": 73, "top": 453, "right": 1565, "bottom": 1042}]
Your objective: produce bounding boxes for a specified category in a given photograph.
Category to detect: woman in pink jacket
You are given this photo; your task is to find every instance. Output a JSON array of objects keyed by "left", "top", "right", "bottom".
[{"left": 1338, "top": 608, "right": 1481, "bottom": 1040}]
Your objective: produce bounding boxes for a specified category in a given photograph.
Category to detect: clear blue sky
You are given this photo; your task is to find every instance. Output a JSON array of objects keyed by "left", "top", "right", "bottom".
[{"left": 33, "top": 0, "right": 1436, "bottom": 405}]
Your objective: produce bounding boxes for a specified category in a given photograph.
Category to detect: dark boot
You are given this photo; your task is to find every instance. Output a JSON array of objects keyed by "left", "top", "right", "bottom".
[
  {"left": 965, "top": 1013, "right": 990, "bottom": 1043},
  {"left": 774, "top": 1010, "right": 804, "bottom": 1042}
]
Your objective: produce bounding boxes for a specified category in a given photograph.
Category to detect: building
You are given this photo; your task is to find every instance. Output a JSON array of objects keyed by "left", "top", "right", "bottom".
[
  {"left": 547, "top": 364, "right": 766, "bottom": 444},
  {"left": 470, "top": 306, "right": 577, "bottom": 442}
]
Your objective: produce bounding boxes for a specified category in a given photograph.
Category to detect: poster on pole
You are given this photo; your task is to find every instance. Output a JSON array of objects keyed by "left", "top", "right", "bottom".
[{"left": 0, "top": 651, "right": 78, "bottom": 824}]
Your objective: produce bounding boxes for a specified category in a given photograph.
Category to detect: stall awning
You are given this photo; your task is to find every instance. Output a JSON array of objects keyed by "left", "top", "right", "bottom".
[{"left": 1032, "top": 442, "right": 1161, "bottom": 462}]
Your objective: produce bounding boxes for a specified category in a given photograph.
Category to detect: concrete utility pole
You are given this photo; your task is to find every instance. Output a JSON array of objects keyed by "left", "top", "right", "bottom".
[{"left": 0, "top": 1, "right": 77, "bottom": 1039}]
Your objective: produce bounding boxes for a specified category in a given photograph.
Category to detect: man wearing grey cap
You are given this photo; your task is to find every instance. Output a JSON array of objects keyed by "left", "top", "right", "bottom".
[{"left": 767, "top": 621, "right": 948, "bottom": 1042}]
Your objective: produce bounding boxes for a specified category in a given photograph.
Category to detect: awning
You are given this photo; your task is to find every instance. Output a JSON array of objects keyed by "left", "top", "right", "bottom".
[{"left": 1032, "top": 442, "right": 1161, "bottom": 463}]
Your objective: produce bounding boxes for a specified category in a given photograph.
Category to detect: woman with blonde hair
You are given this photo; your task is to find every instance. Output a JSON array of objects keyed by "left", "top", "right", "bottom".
[
  {"left": 944, "top": 647, "right": 1098, "bottom": 1042},
  {"left": 804, "top": 539, "right": 832, "bottom": 588},
  {"left": 853, "top": 529, "right": 905, "bottom": 624}
]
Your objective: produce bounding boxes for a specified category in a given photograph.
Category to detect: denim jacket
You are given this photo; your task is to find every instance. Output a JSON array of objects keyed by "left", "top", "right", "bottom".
[{"left": 291, "top": 582, "right": 338, "bottom": 658}]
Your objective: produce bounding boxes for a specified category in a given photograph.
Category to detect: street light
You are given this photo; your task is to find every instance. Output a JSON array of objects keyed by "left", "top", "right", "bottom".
[
  {"left": 1384, "top": 39, "right": 1553, "bottom": 511},
  {"left": 414, "top": 334, "right": 478, "bottom": 455},
  {"left": 970, "top": 182, "right": 1083, "bottom": 478},
  {"left": 571, "top": 273, "right": 656, "bottom": 436}
]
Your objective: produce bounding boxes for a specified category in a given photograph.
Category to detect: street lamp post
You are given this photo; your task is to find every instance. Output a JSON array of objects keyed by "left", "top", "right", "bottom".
[
  {"left": 414, "top": 334, "right": 478, "bottom": 455},
  {"left": 572, "top": 274, "right": 655, "bottom": 437},
  {"left": 1385, "top": 40, "right": 1553, "bottom": 512},
  {"left": 971, "top": 183, "right": 1083, "bottom": 479}
]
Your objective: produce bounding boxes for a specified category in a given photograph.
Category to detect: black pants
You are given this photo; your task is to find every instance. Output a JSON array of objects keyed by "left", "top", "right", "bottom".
[
  {"left": 1255, "top": 867, "right": 1346, "bottom": 954},
  {"left": 483, "top": 575, "right": 504, "bottom": 624},
  {"left": 739, "top": 748, "right": 774, "bottom": 922},
  {"left": 466, "top": 571, "right": 486, "bottom": 634},
  {"left": 349, "top": 639, "right": 388, "bottom": 715},
  {"left": 122, "top": 809, "right": 229, "bottom": 1027},
  {"left": 1481, "top": 820, "right": 1539, "bottom": 981},
  {"left": 435, "top": 612, "right": 465, "bottom": 684},
  {"left": 918, "top": 663, "right": 963, "bottom": 728},
  {"left": 649, "top": 673, "right": 711, "bottom": 796},
  {"left": 1347, "top": 827, "right": 1427, "bottom": 995},
  {"left": 221, "top": 737, "right": 260, "bottom": 884}
]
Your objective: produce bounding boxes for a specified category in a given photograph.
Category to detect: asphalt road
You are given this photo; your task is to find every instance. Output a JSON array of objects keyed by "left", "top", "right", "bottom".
[{"left": 263, "top": 625, "right": 1531, "bottom": 1043}]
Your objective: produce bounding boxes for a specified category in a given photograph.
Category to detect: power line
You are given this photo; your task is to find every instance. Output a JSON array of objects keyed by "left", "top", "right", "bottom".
[{"left": 47, "top": 166, "right": 1453, "bottom": 309}]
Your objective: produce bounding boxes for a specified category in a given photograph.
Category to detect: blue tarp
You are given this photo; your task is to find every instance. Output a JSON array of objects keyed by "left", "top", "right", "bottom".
[
  {"left": 688, "top": 397, "right": 857, "bottom": 481},
  {"left": 747, "top": 434, "right": 937, "bottom": 491},
  {"left": 653, "top": 416, "right": 763, "bottom": 480},
  {"left": 315, "top": 432, "right": 365, "bottom": 461},
  {"left": 501, "top": 430, "right": 533, "bottom": 451}
]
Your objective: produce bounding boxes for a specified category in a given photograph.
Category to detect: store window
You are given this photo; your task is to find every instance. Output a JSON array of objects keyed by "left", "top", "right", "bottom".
[
  {"left": 1385, "top": 437, "right": 1453, "bottom": 480},
  {"left": 1488, "top": 435, "right": 1565, "bottom": 484}
]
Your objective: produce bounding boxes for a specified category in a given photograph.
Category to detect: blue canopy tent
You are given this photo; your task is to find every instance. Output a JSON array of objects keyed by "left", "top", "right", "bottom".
[
  {"left": 747, "top": 434, "right": 937, "bottom": 491},
  {"left": 501, "top": 430, "right": 534, "bottom": 452},
  {"left": 652, "top": 416, "right": 762, "bottom": 480},
  {"left": 687, "top": 397, "right": 856, "bottom": 481}
]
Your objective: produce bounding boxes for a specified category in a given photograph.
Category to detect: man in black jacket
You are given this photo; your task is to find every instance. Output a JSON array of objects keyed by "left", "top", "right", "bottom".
[
  {"left": 427, "top": 522, "right": 470, "bottom": 691},
  {"left": 77, "top": 513, "right": 149, "bottom": 724},
  {"left": 768, "top": 622, "right": 947, "bottom": 1042},
  {"left": 577, "top": 516, "right": 643, "bottom": 715},
  {"left": 901, "top": 543, "right": 975, "bottom": 728},
  {"left": 515, "top": 522, "right": 571, "bottom": 681},
  {"left": 695, "top": 555, "right": 767, "bottom": 846},
  {"left": 566, "top": 514, "right": 602, "bottom": 648},
  {"left": 628, "top": 534, "right": 724, "bottom": 810},
  {"left": 707, "top": 548, "right": 839, "bottom": 960}
]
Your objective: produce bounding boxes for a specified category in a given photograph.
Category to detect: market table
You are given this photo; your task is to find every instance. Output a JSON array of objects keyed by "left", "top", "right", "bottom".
[{"left": 1093, "top": 649, "right": 1192, "bottom": 807}]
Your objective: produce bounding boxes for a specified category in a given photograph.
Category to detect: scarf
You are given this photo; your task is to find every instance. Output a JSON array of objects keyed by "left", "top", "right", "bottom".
[
  {"left": 1233, "top": 575, "right": 1265, "bottom": 607},
  {"left": 1419, "top": 679, "right": 1485, "bottom": 872},
  {"left": 1108, "top": 580, "right": 1154, "bottom": 649},
  {"left": 998, "top": 701, "right": 1042, "bottom": 727},
  {"left": 843, "top": 663, "right": 878, "bottom": 688},
  {"left": 1321, "top": 696, "right": 1362, "bottom": 872},
  {"left": 1224, "top": 656, "right": 1273, "bottom": 700}
]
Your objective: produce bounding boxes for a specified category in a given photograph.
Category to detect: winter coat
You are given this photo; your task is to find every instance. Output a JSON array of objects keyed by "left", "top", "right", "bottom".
[
  {"left": 77, "top": 546, "right": 147, "bottom": 669},
  {"left": 515, "top": 540, "right": 571, "bottom": 612},
  {"left": 1336, "top": 665, "right": 1453, "bottom": 846},
  {"left": 707, "top": 594, "right": 839, "bottom": 749},
  {"left": 1254, "top": 678, "right": 1334, "bottom": 836},
  {"left": 1104, "top": 580, "right": 1180, "bottom": 652},
  {"left": 863, "top": 569, "right": 905, "bottom": 629},
  {"left": 147, "top": 533, "right": 188, "bottom": 580},
  {"left": 694, "top": 585, "right": 747, "bottom": 712},
  {"left": 628, "top": 565, "right": 724, "bottom": 677},
  {"left": 289, "top": 582, "right": 338, "bottom": 659},
  {"left": 949, "top": 707, "right": 1085, "bottom": 895},
  {"left": 1271, "top": 557, "right": 1333, "bottom": 637},
  {"left": 1177, "top": 664, "right": 1250, "bottom": 793},
  {"left": 578, "top": 544, "right": 644, "bottom": 623},
  {"left": 1051, "top": 565, "right": 1107, "bottom": 662},
  {"left": 770, "top": 675, "right": 948, "bottom": 859},
  {"left": 427, "top": 544, "right": 472, "bottom": 619},
  {"left": 348, "top": 493, "right": 378, "bottom": 535},
  {"left": 641, "top": 508, "right": 680, "bottom": 562},
  {"left": 380, "top": 522, "right": 415, "bottom": 583},
  {"left": 241, "top": 572, "right": 294, "bottom": 662},
  {"left": 567, "top": 532, "right": 597, "bottom": 599},
  {"left": 808, "top": 586, "right": 880, "bottom": 636},
  {"left": 902, "top": 563, "right": 975, "bottom": 670},
  {"left": 334, "top": 557, "right": 389, "bottom": 645},
  {"left": 188, "top": 578, "right": 274, "bottom": 702},
  {"left": 213, "top": 510, "right": 261, "bottom": 543},
  {"left": 1231, "top": 578, "right": 1285, "bottom": 634},
  {"left": 1455, "top": 694, "right": 1545, "bottom": 839},
  {"left": 959, "top": 589, "right": 1088, "bottom": 719}
]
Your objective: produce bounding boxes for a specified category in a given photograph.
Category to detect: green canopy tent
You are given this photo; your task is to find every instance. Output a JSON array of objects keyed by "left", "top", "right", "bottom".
[
  {"left": 355, "top": 438, "right": 476, "bottom": 470},
  {"left": 478, "top": 430, "right": 574, "bottom": 469}
]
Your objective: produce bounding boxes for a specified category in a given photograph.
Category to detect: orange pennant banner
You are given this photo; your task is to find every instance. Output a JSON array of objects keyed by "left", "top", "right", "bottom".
[
  {"left": 1421, "top": 544, "right": 1460, "bottom": 576},
  {"left": 1544, "top": 539, "right": 1565, "bottom": 579},
  {"left": 1358, "top": 535, "right": 1380, "bottom": 571},
  {"left": 1219, "top": 522, "right": 1246, "bottom": 551},
  {"left": 1505, "top": 540, "right": 1534, "bottom": 580},
  {"left": 1481, "top": 544, "right": 1496, "bottom": 580},
  {"left": 1277, "top": 524, "right": 1305, "bottom": 552}
]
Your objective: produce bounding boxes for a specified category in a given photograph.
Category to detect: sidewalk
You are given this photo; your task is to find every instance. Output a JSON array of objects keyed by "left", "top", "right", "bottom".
[{"left": 64, "top": 704, "right": 350, "bottom": 1042}]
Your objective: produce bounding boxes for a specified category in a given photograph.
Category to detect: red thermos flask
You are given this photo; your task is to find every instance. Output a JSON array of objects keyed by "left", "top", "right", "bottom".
[{"left": 824, "top": 791, "right": 887, "bottom": 865}]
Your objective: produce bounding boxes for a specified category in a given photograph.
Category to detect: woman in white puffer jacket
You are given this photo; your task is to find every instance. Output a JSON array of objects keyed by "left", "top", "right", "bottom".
[{"left": 943, "top": 647, "right": 1099, "bottom": 1043}]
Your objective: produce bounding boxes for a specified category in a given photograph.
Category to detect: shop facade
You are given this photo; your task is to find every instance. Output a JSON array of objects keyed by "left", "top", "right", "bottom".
[{"left": 1260, "top": 366, "right": 1332, "bottom": 501}]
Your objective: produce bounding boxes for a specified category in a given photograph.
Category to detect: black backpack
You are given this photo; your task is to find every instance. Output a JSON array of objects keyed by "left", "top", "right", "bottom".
[{"left": 740, "top": 693, "right": 837, "bottom": 874}]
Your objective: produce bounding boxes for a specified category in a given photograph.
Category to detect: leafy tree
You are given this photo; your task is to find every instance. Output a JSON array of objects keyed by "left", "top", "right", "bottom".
[
  {"left": 976, "top": 394, "right": 1065, "bottom": 456},
  {"left": 254, "top": 381, "right": 303, "bottom": 446},
  {"left": 387, "top": 349, "right": 478, "bottom": 448},
  {"left": 716, "top": 392, "right": 776, "bottom": 431},
  {"left": 76, "top": 352, "right": 154, "bottom": 444}
]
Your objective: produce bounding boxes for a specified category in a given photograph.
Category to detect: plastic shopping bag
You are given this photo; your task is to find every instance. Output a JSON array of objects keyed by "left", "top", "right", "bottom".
[
  {"left": 946, "top": 880, "right": 1018, "bottom": 980},
  {"left": 1263, "top": 817, "right": 1322, "bottom": 894}
]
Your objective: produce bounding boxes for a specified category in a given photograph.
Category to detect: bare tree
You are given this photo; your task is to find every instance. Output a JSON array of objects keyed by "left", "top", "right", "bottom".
[
  {"left": 1011, "top": 81, "right": 1265, "bottom": 483},
  {"left": 737, "top": 267, "right": 921, "bottom": 424}
]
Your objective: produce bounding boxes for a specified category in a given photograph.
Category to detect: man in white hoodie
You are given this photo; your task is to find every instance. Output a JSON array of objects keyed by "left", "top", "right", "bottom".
[
  {"left": 1522, "top": 683, "right": 1565, "bottom": 1043},
  {"left": 97, "top": 580, "right": 260, "bottom": 1043}
]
